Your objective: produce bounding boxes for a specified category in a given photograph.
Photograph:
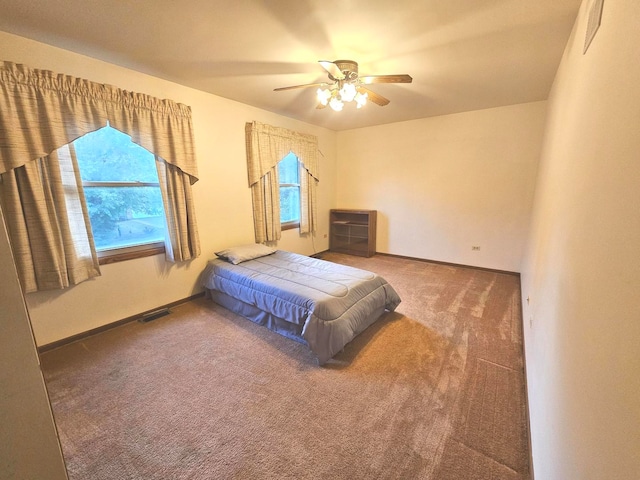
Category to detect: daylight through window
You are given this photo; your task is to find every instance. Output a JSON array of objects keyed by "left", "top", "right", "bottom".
[
  {"left": 278, "top": 152, "right": 300, "bottom": 228},
  {"left": 74, "top": 126, "right": 166, "bottom": 256}
]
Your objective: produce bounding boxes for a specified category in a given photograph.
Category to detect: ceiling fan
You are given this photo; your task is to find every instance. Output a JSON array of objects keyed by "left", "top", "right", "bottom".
[{"left": 274, "top": 60, "right": 412, "bottom": 111}]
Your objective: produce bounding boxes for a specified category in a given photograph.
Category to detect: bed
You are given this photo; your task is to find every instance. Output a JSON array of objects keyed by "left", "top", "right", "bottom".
[{"left": 200, "top": 245, "right": 401, "bottom": 364}]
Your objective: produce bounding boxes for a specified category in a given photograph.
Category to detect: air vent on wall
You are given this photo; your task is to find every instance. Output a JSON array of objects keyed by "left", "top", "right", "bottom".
[
  {"left": 584, "top": 0, "right": 604, "bottom": 54},
  {"left": 140, "top": 307, "right": 170, "bottom": 322}
]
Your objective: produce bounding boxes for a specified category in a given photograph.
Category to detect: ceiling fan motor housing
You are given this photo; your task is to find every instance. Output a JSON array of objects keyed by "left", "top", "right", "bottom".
[{"left": 330, "top": 60, "right": 359, "bottom": 82}]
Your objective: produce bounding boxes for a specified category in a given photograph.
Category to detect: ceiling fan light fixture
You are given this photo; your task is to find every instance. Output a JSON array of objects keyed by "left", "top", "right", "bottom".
[
  {"left": 355, "top": 91, "right": 368, "bottom": 108},
  {"left": 339, "top": 82, "right": 357, "bottom": 102},
  {"left": 329, "top": 96, "right": 344, "bottom": 111},
  {"left": 317, "top": 87, "right": 331, "bottom": 106},
  {"left": 275, "top": 59, "right": 412, "bottom": 112}
]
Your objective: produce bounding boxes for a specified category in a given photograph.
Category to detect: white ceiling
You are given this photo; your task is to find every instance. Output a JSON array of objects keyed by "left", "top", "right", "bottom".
[{"left": 0, "top": 0, "right": 581, "bottom": 131}]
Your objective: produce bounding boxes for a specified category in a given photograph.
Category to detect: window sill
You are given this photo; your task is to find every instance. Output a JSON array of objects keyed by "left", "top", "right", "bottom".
[
  {"left": 98, "top": 244, "right": 165, "bottom": 265},
  {"left": 281, "top": 222, "right": 300, "bottom": 231}
]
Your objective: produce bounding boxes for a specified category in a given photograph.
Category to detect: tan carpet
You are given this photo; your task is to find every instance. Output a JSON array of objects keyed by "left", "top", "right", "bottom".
[{"left": 41, "top": 253, "right": 530, "bottom": 479}]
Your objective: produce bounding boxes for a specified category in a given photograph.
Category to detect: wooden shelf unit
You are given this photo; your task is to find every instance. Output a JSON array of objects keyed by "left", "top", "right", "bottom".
[{"left": 329, "top": 209, "right": 377, "bottom": 257}]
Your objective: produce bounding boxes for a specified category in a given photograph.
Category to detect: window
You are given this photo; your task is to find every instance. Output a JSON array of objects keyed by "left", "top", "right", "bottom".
[
  {"left": 73, "top": 126, "right": 166, "bottom": 262},
  {"left": 278, "top": 152, "right": 300, "bottom": 230}
]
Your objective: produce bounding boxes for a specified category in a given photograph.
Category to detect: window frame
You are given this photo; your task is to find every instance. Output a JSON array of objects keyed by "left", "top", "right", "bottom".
[
  {"left": 97, "top": 242, "right": 165, "bottom": 265},
  {"left": 81, "top": 179, "right": 166, "bottom": 264}
]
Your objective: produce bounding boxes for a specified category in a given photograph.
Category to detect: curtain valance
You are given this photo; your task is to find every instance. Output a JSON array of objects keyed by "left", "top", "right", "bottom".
[
  {"left": 0, "top": 61, "right": 198, "bottom": 181},
  {"left": 245, "top": 121, "right": 319, "bottom": 187}
]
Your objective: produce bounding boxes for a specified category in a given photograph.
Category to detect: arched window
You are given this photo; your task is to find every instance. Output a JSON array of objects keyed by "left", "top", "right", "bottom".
[
  {"left": 74, "top": 125, "right": 166, "bottom": 260},
  {"left": 245, "top": 122, "right": 319, "bottom": 243}
]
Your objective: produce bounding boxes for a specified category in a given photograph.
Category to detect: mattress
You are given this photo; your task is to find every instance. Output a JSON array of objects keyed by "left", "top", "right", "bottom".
[{"left": 201, "top": 250, "right": 401, "bottom": 364}]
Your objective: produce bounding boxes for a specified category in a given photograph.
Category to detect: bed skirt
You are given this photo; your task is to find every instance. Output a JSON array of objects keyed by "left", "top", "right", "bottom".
[{"left": 207, "top": 288, "right": 308, "bottom": 345}]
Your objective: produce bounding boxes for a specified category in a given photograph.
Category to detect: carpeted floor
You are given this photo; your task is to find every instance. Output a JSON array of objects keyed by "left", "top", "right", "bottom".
[{"left": 40, "top": 253, "right": 530, "bottom": 479}]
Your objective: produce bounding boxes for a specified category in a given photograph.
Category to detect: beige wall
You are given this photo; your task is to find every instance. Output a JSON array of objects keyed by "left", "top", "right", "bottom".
[
  {"left": 336, "top": 102, "right": 547, "bottom": 272},
  {"left": 0, "top": 31, "right": 337, "bottom": 346},
  {"left": 520, "top": 0, "right": 640, "bottom": 478}
]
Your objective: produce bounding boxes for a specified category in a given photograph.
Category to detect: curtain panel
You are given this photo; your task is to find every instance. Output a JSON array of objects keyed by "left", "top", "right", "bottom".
[
  {"left": 155, "top": 158, "right": 201, "bottom": 262},
  {"left": 0, "top": 145, "right": 100, "bottom": 293},
  {"left": 245, "top": 121, "right": 319, "bottom": 243},
  {"left": 0, "top": 61, "right": 200, "bottom": 291}
]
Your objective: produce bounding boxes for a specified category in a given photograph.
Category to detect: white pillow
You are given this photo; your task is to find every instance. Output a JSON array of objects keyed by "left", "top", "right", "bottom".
[{"left": 215, "top": 243, "right": 276, "bottom": 265}]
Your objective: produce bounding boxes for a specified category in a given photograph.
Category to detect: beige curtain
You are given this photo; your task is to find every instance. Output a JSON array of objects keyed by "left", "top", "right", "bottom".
[
  {"left": 0, "top": 144, "right": 100, "bottom": 293},
  {"left": 0, "top": 61, "right": 200, "bottom": 288},
  {"left": 245, "top": 121, "right": 319, "bottom": 243},
  {"left": 156, "top": 158, "right": 200, "bottom": 261},
  {"left": 0, "top": 61, "right": 198, "bottom": 179}
]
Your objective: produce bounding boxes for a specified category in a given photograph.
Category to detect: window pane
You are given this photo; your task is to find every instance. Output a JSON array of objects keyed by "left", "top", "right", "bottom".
[
  {"left": 280, "top": 186, "right": 300, "bottom": 223},
  {"left": 278, "top": 152, "right": 300, "bottom": 224},
  {"left": 75, "top": 126, "right": 158, "bottom": 182},
  {"left": 278, "top": 152, "right": 299, "bottom": 184},
  {"left": 74, "top": 125, "right": 167, "bottom": 253},
  {"left": 84, "top": 186, "right": 165, "bottom": 250}
]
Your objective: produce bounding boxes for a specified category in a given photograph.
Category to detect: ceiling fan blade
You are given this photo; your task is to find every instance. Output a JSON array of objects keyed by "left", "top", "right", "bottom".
[
  {"left": 357, "top": 86, "right": 390, "bottom": 106},
  {"left": 319, "top": 60, "right": 345, "bottom": 80},
  {"left": 274, "top": 82, "right": 329, "bottom": 92},
  {"left": 359, "top": 74, "right": 413, "bottom": 84}
]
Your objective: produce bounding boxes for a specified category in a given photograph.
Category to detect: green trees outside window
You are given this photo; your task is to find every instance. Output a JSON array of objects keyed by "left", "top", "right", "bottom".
[{"left": 74, "top": 126, "right": 166, "bottom": 251}]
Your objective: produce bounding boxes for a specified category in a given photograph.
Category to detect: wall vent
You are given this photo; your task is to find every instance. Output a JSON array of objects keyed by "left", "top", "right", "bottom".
[
  {"left": 584, "top": 0, "right": 604, "bottom": 54},
  {"left": 140, "top": 308, "right": 170, "bottom": 322}
]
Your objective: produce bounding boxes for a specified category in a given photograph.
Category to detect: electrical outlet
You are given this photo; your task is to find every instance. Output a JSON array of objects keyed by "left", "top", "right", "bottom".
[{"left": 471, "top": 246, "right": 480, "bottom": 251}]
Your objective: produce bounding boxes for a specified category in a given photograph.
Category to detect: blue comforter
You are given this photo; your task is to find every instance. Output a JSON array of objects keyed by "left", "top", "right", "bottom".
[{"left": 201, "top": 251, "right": 401, "bottom": 363}]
